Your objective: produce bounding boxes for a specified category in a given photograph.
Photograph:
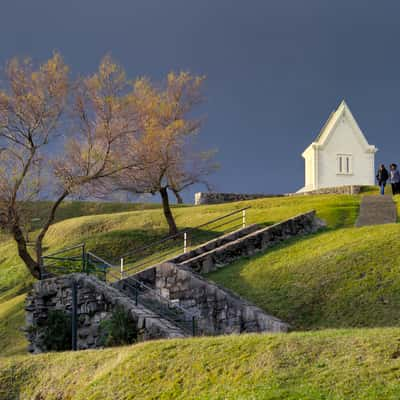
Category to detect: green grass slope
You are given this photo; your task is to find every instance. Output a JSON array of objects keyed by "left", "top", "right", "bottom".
[
  {"left": 2, "top": 329, "right": 400, "bottom": 400},
  {"left": 208, "top": 223, "right": 400, "bottom": 330},
  {"left": 0, "top": 194, "right": 361, "bottom": 356},
  {"left": 4, "top": 191, "right": 400, "bottom": 399},
  {"left": 24, "top": 200, "right": 163, "bottom": 226},
  {"left": 206, "top": 194, "right": 400, "bottom": 331}
]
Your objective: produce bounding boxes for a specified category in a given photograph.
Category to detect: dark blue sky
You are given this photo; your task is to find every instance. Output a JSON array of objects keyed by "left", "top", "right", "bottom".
[{"left": 1, "top": 0, "right": 400, "bottom": 200}]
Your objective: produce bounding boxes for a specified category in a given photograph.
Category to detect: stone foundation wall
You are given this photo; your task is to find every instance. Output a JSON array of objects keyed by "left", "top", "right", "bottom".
[
  {"left": 180, "top": 210, "right": 325, "bottom": 274},
  {"left": 195, "top": 185, "right": 365, "bottom": 204},
  {"left": 293, "top": 185, "right": 363, "bottom": 196},
  {"left": 130, "top": 263, "right": 289, "bottom": 335},
  {"left": 26, "top": 274, "right": 185, "bottom": 353},
  {"left": 194, "top": 192, "right": 282, "bottom": 205}
]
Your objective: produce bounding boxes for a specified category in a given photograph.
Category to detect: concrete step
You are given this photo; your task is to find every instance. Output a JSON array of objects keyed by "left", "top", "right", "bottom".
[{"left": 355, "top": 195, "right": 398, "bottom": 227}]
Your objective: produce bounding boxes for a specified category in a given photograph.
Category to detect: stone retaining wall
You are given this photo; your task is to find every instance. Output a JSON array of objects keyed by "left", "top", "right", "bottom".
[
  {"left": 292, "top": 185, "right": 363, "bottom": 196},
  {"left": 195, "top": 186, "right": 364, "bottom": 204},
  {"left": 194, "top": 192, "right": 282, "bottom": 205},
  {"left": 169, "top": 224, "right": 260, "bottom": 265},
  {"left": 26, "top": 274, "right": 185, "bottom": 353},
  {"left": 180, "top": 210, "right": 325, "bottom": 274},
  {"left": 131, "top": 262, "right": 289, "bottom": 335}
]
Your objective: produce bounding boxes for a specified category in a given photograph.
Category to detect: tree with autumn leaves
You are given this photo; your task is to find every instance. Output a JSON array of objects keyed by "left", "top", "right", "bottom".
[
  {"left": 108, "top": 72, "right": 218, "bottom": 235},
  {"left": 0, "top": 53, "right": 216, "bottom": 279}
]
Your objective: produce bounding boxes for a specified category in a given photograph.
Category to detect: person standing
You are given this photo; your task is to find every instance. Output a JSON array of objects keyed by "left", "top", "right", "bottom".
[
  {"left": 376, "top": 164, "right": 389, "bottom": 195},
  {"left": 389, "top": 163, "right": 400, "bottom": 195}
]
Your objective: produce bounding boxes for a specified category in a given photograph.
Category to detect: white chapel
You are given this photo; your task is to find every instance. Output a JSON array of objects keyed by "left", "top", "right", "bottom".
[{"left": 298, "top": 100, "right": 377, "bottom": 192}]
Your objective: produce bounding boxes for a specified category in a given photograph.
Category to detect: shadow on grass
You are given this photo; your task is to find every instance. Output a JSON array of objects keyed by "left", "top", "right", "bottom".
[{"left": 206, "top": 223, "right": 400, "bottom": 331}]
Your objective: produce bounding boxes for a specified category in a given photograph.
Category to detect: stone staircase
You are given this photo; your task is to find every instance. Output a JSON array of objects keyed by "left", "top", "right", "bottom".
[
  {"left": 177, "top": 210, "right": 325, "bottom": 274},
  {"left": 169, "top": 223, "right": 261, "bottom": 265},
  {"left": 115, "top": 275, "right": 195, "bottom": 335},
  {"left": 355, "top": 195, "right": 398, "bottom": 227},
  {"left": 26, "top": 273, "right": 188, "bottom": 352},
  {"left": 27, "top": 210, "right": 327, "bottom": 352},
  {"left": 127, "top": 262, "right": 290, "bottom": 335},
  {"left": 116, "top": 210, "right": 325, "bottom": 336}
]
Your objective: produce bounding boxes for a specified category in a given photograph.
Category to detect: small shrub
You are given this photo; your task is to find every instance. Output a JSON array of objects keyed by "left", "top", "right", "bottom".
[
  {"left": 42, "top": 310, "right": 72, "bottom": 351},
  {"left": 99, "top": 306, "right": 137, "bottom": 347}
]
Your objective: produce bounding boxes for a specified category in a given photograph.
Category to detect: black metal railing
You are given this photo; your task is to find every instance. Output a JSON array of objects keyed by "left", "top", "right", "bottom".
[
  {"left": 108, "top": 270, "right": 197, "bottom": 336},
  {"left": 114, "top": 206, "right": 251, "bottom": 277},
  {"left": 39, "top": 207, "right": 251, "bottom": 336},
  {"left": 41, "top": 244, "right": 111, "bottom": 281},
  {"left": 41, "top": 206, "right": 250, "bottom": 281},
  {"left": 41, "top": 246, "right": 197, "bottom": 335},
  {"left": 41, "top": 243, "right": 87, "bottom": 278}
]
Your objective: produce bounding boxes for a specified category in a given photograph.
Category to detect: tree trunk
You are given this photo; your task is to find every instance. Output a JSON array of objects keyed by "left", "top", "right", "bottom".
[
  {"left": 35, "top": 190, "right": 69, "bottom": 269},
  {"left": 11, "top": 223, "right": 41, "bottom": 279},
  {"left": 10, "top": 190, "right": 69, "bottom": 281},
  {"left": 159, "top": 187, "right": 178, "bottom": 235},
  {"left": 172, "top": 189, "right": 184, "bottom": 204}
]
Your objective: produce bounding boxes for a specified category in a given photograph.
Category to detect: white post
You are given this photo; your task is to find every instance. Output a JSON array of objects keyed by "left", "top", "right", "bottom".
[
  {"left": 120, "top": 258, "right": 124, "bottom": 279},
  {"left": 183, "top": 232, "right": 187, "bottom": 253},
  {"left": 242, "top": 209, "right": 246, "bottom": 228}
]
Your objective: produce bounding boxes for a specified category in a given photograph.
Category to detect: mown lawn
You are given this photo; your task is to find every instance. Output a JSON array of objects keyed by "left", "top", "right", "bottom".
[
  {"left": 1, "top": 329, "right": 400, "bottom": 400},
  {"left": 3, "top": 191, "right": 400, "bottom": 399}
]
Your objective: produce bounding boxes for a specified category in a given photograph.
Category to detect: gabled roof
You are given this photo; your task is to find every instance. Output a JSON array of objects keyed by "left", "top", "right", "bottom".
[{"left": 303, "top": 100, "right": 377, "bottom": 156}]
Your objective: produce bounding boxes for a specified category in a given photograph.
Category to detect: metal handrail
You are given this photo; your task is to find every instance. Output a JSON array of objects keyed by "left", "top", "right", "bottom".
[
  {"left": 86, "top": 251, "right": 114, "bottom": 268},
  {"left": 108, "top": 270, "right": 197, "bottom": 335},
  {"left": 109, "top": 270, "right": 193, "bottom": 316},
  {"left": 39, "top": 206, "right": 250, "bottom": 336},
  {"left": 42, "top": 243, "right": 85, "bottom": 258},
  {"left": 117, "top": 207, "right": 251, "bottom": 260},
  {"left": 41, "top": 255, "right": 83, "bottom": 261}
]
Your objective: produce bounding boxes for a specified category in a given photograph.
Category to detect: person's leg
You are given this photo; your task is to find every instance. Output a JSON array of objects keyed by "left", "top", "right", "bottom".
[
  {"left": 380, "top": 183, "right": 385, "bottom": 195},
  {"left": 396, "top": 182, "right": 400, "bottom": 195},
  {"left": 392, "top": 183, "right": 396, "bottom": 195}
]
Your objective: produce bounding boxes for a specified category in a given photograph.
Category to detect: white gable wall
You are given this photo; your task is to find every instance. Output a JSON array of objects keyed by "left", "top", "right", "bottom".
[
  {"left": 299, "top": 101, "right": 377, "bottom": 193},
  {"left": 317, "top": 116, "right": 375, "bottom": 188},
  {"left": 303, "top": 146, "right": 316, "bottom": 191}
]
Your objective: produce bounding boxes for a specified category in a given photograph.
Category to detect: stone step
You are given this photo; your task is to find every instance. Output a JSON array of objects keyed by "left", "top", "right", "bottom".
[
  {"left": 113, "top": 277, "right": 194, "bottom": 335},
  {"left": 131, "top": 262, "right": 290, "bottom": 335},
  {"left": 114, "top": 211, "right": 325, "bottom": 337},
  {"left": 355, "top": 195, "right": 398, "bottom": 227}
]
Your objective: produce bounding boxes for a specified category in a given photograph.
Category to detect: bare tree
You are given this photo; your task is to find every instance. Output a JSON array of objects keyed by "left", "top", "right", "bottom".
[{"left": 0, "top": 54, "right": 138, "bottom": 279}]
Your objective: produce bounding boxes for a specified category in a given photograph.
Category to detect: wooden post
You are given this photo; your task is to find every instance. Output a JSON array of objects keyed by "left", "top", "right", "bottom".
[
  {"left": 120, "top": 258, "right": 124, "bottom": 279},
  {"left": 184, "top": 232, "right": 187, "bottom": 253},
  {"left": 82, "top": 243, "right": 86, "bottom": 274}
]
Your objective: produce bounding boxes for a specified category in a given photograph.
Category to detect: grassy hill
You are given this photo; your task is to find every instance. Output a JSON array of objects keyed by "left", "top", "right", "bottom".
[
  {"left": 0, "top": 194, "right": 360, "bottom": 356},
  {"left": 3, "top": 190, "right": 400, "bottom": 398},
  {"left": 208, "top": 223, "right": 400, "bottom": 330},
  {"left": 2, "top": 329, "right": 400, "bottom": 399}
]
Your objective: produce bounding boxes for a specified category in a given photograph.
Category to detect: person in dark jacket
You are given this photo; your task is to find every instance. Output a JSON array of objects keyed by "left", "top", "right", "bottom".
[
  {"left": 389, "top": 163, "right": 400, "bottom": 195},
  {"left": 376, "top": 164, "right": 389, "bottom": 195}
]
